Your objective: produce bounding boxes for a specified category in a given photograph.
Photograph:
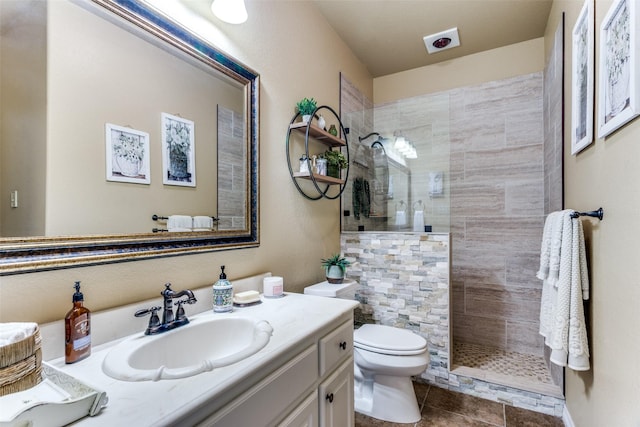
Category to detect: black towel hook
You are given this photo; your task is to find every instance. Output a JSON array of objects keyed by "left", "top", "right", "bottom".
[{"left": 570, "top": 208, "right": 603, "bottom": 220}]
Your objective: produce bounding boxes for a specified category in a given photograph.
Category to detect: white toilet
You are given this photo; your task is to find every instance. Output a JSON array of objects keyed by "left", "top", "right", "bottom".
[{"left": 304, "top": 280, "right": 430, "bottom": 423}]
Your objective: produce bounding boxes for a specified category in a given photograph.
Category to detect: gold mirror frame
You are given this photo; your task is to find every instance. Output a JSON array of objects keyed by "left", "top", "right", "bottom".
[{"left": 0, "top": 0, "right": 260, "bottom": 275}]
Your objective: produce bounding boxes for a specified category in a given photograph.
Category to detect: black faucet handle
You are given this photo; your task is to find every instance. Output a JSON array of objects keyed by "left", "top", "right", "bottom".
[{"left": 135, "top": 306, "right": 162, "bottom": 334}]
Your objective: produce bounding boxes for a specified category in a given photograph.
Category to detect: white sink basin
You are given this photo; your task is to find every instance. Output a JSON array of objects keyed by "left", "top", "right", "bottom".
[{"left": 102, "top": 316, "right": 273, "bottom": 381}]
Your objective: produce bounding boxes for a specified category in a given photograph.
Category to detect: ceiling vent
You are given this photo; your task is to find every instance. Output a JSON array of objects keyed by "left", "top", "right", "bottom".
[{"left": 423, "top": 27, "right": 460, "bottom": 54}]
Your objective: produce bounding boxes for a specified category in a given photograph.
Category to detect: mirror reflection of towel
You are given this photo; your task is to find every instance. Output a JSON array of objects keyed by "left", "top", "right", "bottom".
[
  {"left": 353, "top": 178, "right": 370, "bottom": 220},
  {"left": 168, "top": 215, "right": 193, "bottom": 232},
  {"left": 395, "top": 211, "right": 407, "bottom": 226},
  {"left": 193, "top": 216, "right": 213, "bottom": 231},
  {"left": 413, "top": 210, "right": 424, "bottom": 231}
]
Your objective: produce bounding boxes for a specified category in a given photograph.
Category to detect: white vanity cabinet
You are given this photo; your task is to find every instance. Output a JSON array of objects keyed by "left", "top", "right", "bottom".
[
  {"left": 198, "top": 318, "right": 355, "bottom": 427},
  {"left": 42, "top": 292, "right": 359, "bottom": 427}
]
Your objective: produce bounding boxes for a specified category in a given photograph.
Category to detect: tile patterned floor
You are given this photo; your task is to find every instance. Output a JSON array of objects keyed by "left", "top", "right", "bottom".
[
  {"left": 354, "top": 383, "right": 564, "bottom": 427},
  {"left": 452, "top": 342, "right": 553, "bottom": 385}
]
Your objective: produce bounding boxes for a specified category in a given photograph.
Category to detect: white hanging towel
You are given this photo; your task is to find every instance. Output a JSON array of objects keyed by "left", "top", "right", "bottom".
[
  {"left": 167, "top": 215, "right": 192, "bottom": 232},
  {"left": 538, "top": 210, "right": 590, "bottom": 370},
  {"left": 193, "top": 216, "right": 214, "bottom": 231}
]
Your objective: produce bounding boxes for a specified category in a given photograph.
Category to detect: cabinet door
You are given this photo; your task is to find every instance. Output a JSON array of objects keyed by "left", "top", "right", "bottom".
[
  {"left": 277, "top": 392, "right": 318, "bottom": 427},
  {"left": 319, "top": 320, "right": 353, "bottom": 377},
  {"left": 318, "top": 357, "right": 354, "bottom": 427}
]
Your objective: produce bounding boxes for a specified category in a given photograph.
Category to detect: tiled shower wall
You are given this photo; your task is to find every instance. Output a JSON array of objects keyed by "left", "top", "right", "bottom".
[
  {"left": 217, "top": 106, "right": 246, "bottom": 230},
  {"left": 449, "top": 72, "right": 546, "bottom": 357}
]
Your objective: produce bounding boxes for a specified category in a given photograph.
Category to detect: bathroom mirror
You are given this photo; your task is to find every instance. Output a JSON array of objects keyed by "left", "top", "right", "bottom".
[{"left": 0, "top": 0, "right": 259, "bottom": 274}]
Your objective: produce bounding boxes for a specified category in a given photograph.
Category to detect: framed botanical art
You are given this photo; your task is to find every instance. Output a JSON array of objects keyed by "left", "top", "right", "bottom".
[
  {"left": 162, "top": 112, "right": 196, "bottom": 187},
  {"left": 598, "top": 0, "right": 639, "bottom": 138},
  {"left": 571, "top": 0, "right": 594, "bottom": 155},
  {"left": 105, "top": 123, "right": 150, "bottom": 184}
]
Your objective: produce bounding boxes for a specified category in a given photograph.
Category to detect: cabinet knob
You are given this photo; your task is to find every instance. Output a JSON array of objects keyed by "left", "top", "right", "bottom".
[
  {"left": 339, "top": 341, "right": 347, "bottom": 350},
  {"left": 326, "top": 393, "right": 334, "bottom": 403}
]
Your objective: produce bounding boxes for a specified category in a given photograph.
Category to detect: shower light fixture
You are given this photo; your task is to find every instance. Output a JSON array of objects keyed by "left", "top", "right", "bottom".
[
  {"left": 393, "top": 133, "right": 418, "bottom": 159},
  {"left": 211, "top": 0, "right": 248, "bottom": 24}
]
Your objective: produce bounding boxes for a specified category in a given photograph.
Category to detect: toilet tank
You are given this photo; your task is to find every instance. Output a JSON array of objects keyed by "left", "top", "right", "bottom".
[{"left": 304, "top": 280, "right": 358, "bottom": 300}]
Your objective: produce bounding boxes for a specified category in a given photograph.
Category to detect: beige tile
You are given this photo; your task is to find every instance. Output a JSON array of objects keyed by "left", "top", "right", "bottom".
[
  {"left": 464, "top": 145, "right": 544, "bottom": 183},
  {"left": 423, "top": 387, "right": 504, "bottom": 426},
  {"left": 505, "top": 108, "right": 543, "bottom": 147},
  {"left": 505, "top": 405, "right": 564, "bottom": 427},
  {"left": 451, "top": 280, "right": 465, "bottom": 315},
  {"left": 463, "top": 216, "right": 544, "bottom": 253},
  {"left": 504, "top": 179, "right": 544, "bottom": 216},
  {"left": 464, "top": 283, "right": 541, "bottom": 322},
  {"left": 451, "top": 182, "right": 506, "bottom": 217},
  {"left": 504, "top": 252, "right": 541, "bottom": 288},
  {"left": 453, "top": 313, "right": 506, "bottom": 349},
  {"left": 451, "top": 248, "right": 506, "bottom": 285},
  {"left": 505, "top": 320, "right": 545, "bottom": 356}
]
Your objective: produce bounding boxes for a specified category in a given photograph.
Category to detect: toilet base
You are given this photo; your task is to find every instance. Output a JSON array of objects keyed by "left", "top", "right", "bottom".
[{"left": 354, "top": 371, "right": 422, "bottom": 423}]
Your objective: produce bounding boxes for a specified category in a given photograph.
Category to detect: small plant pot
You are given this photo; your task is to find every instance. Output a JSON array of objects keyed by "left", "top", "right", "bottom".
[
  {"left": 327, "top": 164, "right": 340, "bottom": 178},
  {"left": 325, "top": 266, "right": 345, "bottom": 284},
  {"left": 302, "top": 114, "right": 312, "bottom": 124}
]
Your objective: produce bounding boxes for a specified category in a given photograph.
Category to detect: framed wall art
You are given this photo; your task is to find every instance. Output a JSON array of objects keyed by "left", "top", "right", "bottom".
[
  {"left": 162, "top": 112, "right": 196, "bottom": 187},
  {"left": 571, "top": 0, "right": 594, "bottom": 154},
  {"left": 105, "top": 123, "right": 150, "bottom": 184},
  {"left": 598, "top": 0, "right": 639, "bottom": 138}
]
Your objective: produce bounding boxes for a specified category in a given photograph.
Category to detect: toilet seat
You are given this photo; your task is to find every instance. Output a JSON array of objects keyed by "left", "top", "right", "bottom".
[{"left": 354, "top": 324, "right": 427, "bottom": 356}]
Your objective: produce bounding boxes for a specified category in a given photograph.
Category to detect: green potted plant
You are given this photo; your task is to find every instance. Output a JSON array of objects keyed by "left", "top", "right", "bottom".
[
  {"left": 322, "top": 149, "right": 348, "bottom": 178},
  {"left": 296, "top": 97, "right": 317, "bottom": 123},
  {"left": 321, "top": 253, "right": 351, "bottom": 284}
]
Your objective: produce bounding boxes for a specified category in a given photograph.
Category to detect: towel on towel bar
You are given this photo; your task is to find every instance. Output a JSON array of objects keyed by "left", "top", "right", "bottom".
[
  {"left": 167, "top": 215, "right": 192, "bottom": 232},
  {"left": 538, "top": 210, "right": 590, "bottom": 371},
  {"left": 193, "top": 216, "right": 214, "bottom": 231}
]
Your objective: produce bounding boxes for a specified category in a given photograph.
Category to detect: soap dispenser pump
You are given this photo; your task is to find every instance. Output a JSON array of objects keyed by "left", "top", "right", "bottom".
[
  {"left": 65, "top": 281, "right": 91, "bottom": 364},
  {"left": 213, "top": 265, "right": 233, "bottom": 313}
]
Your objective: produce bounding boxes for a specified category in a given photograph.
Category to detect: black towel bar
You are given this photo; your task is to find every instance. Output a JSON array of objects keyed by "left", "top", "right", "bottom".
[
  {"left": 152, "top": 214, "right": 220, "bottom": 222},
  {"left": 570, "top": 208, "right": 603, "bottom": 220}
]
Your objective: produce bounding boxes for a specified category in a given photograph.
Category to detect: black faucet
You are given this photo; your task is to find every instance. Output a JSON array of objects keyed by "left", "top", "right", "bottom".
[{"left": 135, "top": 283, "right": 197, "bottom": 335}]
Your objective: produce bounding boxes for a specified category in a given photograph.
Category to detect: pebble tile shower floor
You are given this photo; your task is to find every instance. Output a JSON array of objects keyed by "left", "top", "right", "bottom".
[
  {"left": 354, "top": 382, "right": 564, "bottom": 427},
  {"left": 452, "top": 343, "right": 554, "bottom": 386}
]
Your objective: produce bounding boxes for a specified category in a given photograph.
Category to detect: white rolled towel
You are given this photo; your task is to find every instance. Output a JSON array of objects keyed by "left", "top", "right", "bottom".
[
  {"left": 193, "top": 216, "right": 213, "bottom": 231},
  {"left": 167, "top": 215, "right": 193, "bottom": 232},
  {"left": 0, "top": 322, "right": 38, "bottom": 347}
]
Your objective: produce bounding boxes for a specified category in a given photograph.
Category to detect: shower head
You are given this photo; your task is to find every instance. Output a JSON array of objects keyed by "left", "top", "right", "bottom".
[{"left": 358, "top": 132, "right": 380, "bottom": 143}]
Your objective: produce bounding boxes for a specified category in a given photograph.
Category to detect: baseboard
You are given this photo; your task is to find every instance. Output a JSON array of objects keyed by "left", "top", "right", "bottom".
[{"left": 562, "top": 405, "right": 575, "bottom": 427}]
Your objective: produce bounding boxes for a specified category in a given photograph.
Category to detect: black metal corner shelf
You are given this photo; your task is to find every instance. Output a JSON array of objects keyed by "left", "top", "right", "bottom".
[{"left": 286, "top": 105, "right": 350, "bottom": 200}]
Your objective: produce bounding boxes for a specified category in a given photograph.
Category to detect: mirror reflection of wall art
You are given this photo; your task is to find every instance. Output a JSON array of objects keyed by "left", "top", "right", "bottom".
[
  {"left": 571, "top": 0, "right": 594, "bottom": 155},
  {"left": 162, "top": 113, "right": 196, "bottom": 187},
  {"left": 105, "top": 123, "right": 150, "bottom": 184},
  {"left": 598, "top": 0, "right": 639, "bottom": 138}
]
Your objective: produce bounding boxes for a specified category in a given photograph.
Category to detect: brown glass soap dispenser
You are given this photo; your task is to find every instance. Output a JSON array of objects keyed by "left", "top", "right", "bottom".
[{"left": 65, "top": 281, "right": 91, "bottom": 364}]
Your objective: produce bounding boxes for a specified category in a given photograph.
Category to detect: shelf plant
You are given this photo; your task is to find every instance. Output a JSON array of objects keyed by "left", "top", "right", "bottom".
[
  {"left": 321, "top": 253, "right": 351, "bottom": 284},
  {"left": 322, "top": 149, "right": 348, "bottom": 178},
  {"left": 296, "top": 97, "right": 317, "bottom": 123}
]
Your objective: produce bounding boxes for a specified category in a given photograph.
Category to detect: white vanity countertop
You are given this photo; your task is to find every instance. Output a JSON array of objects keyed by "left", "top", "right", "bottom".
[{"left": 45, "top": 293, "right": 358, "bottom": 426}]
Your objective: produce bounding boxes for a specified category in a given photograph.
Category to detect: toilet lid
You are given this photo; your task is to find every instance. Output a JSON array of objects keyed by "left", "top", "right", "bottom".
[{"left": 354, "top": 324, "right": 427, "bottom": 355}]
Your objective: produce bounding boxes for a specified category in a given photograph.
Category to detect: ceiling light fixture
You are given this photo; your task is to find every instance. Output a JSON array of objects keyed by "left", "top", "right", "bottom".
[{"left": 211, "top": 0, "right": 248, "bottom": 24}]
